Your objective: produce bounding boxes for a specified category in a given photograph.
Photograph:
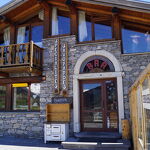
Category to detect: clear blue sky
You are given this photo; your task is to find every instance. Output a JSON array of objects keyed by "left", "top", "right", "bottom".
[
  {"left": 0, "top": 0, "right": 150, "bottom": 7},
  {"left": 0, "top": 0, "right": 12, "bottom": 7}
]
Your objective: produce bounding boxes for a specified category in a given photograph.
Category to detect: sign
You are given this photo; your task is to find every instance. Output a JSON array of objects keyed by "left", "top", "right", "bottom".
[
  {"left": 12, "top": 83, "right": 28, "bottom": 87},
  {"left": 81, "top": 58, "right": 115, "bottom": 73},
  {"left": 54, "top": 39, "right": 60, "bottom": 94},
  {"left": 52, "top": 97, "right": 72, "bottom": 104},
  {"left": 61, "top": 43, "right": 68, "bottom": 95}
]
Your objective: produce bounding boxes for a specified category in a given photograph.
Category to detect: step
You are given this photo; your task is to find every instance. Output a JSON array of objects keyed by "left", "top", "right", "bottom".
[
  {"left": 61, "top": 140, "right": 131, "bottom": 150},
  {"left": 74, "top": 132, "right": 122, "bottom": 139}
]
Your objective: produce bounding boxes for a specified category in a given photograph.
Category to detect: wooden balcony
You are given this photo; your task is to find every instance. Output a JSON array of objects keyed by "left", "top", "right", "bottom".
[{"left": 0, "top": 41, "right": 43, "bottom": 75}]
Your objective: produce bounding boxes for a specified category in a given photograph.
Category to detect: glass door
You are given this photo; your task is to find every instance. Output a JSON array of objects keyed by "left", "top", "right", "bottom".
[{"left": 80, "top": 79, "right": 118, "bottom": 132}]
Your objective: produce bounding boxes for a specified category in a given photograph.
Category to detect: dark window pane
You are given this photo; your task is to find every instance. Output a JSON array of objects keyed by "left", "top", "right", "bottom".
[
  {"left": 30, "top": 83, "right": 40, "bottom": 111},
  {"left": 122, "top": 28, "right": 150, "bottom": 54},
  {"left": 13, "top": 87, "right": 28, "bottom": 110},
  {"left": 24, "top": 27, "right": 30, "bottom": 43},
  {"left": 58, "top": 16, "right": 70, "bottom": 35},
  {"left": 32, "top": 25, "right": 43, "bottom": 43},
  {"left": 0, "top": 33, "right": 4, "bottom": 46},
  {"left": 95, "top": 23, "right": 112, "bottom": 40},
  {"left": 0, "top": 86, "right": 6, "bottom": 109},
  {"left": 83, "top": 83, "right": 102, "bottom": 110}
]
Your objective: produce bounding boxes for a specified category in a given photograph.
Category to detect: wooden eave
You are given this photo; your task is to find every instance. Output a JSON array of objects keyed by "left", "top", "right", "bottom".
[{"left": 0, "top": 0, "right": 150, "bottom": 30}]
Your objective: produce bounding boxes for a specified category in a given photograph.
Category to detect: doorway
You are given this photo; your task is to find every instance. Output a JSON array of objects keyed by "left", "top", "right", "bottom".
[{"left": 80, "top": 78, "right": 118, "bottom": 132}]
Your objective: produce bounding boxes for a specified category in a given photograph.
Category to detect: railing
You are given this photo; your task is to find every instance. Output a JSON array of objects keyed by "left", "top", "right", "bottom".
[{"left": 0, "top": 41, "right": 43, "bottom": 70}]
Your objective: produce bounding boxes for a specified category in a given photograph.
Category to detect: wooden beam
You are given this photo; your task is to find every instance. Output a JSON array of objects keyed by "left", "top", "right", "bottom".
[
  {"left": 37, "top": 0, "right": 51, "bottom": 38},
  {"left": 6, "top": 84, "right": 12, "bottom": 111},
  {"left": 70, "top": 5, "right": 78, "bottom": 36},
  {"left": 0, "top": 72, "right": 9, "bottom": 77},
  {"left": 0, "top": 76, "right": 46, "bottom": 84},
  {"left": 112, "top": 13, "right": 121, "bottom": 40},
  {"left": 10, "top": 25, "right": 16, "bottom": 44}
]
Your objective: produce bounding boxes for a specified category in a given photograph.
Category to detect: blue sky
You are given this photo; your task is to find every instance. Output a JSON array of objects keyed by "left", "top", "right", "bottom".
[
  {"left": 0, "top": 0, "right": 150, "bottom": 7},
  {"left": 0, "top": 0, "right": 12, "bottom": 7}
]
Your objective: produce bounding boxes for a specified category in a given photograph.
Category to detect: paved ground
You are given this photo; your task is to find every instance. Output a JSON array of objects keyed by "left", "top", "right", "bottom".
[{"left": 0, "top": 136, "right": 62, "bottom": 150}]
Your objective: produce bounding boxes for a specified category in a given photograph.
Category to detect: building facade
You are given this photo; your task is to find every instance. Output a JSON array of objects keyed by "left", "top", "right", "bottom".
[{"left": 0, "top": 0, "right": 150, "bottom": 148}]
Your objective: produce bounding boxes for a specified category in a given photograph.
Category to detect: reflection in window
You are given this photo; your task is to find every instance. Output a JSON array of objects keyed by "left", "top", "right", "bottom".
[
  {"left": 13, "top": 83, "right": 40, "bottom": 111},
  {"left": 83, "top": 83, "right": 102, "bottom": 110},
  {"left": 30, "top": 83, "right": 40, "bottom": 111},
  {"left": 95, "top": 22, "right": 112, "bottom": 40},
  {"left": 78, "top": 10, "right": 112, "bottom": 42},
  {"left": 0, "top": 86, "right": 6, "bottom": 109},
  {"left": 122, "top": 23, "right": 150, "bottom": 54},
  {"left": 32, "top": 25, "right": 43, "bottom": 43},
  {"left": 17, "top": 26, "right": 29, "bottom": 44},
  {"left": 52, "top": 7, "right": 70, "bottom": 36},
  {"left": 13, "top": 87, "right": 28, "bottom": 110}
]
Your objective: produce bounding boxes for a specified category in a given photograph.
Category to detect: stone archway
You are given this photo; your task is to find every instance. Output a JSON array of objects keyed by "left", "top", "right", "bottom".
[{"left": 73, "top": 50, "right": 124, "bottom": 133}]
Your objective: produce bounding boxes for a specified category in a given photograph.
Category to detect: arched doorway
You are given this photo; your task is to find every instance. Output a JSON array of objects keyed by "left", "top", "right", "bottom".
[{"left": 73, "top": 50, "right": 124, "bottom": 133}]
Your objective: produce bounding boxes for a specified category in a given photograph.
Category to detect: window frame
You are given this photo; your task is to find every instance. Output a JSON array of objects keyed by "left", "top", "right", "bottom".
[
  {"left": 49, "top": 7, "right": 71, "bottom": 37},
  {"left": 78, "top": 11, "right": 113, "bottom": 43},
  {"left": 121, "top": 21, "right": 150, "bottom": 54},
  {"left": 0, "top": 83, "right": 40, "bottom": 112},
  {"left": 16, "top": 20, "right": 43, "bottom": 44}
]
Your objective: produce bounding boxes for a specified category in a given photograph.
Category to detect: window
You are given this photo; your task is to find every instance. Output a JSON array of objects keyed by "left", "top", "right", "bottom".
[
  {"left": 51, "top": 7, "right": 70, "bottom": 36},
  {"left": 78, "top": 11, "right": 112, "bottom": 42},
  {"left": 0, "top": 86, "right": 6, "bottom": 110},
  {"left": 16, "top": 14, "right": 43, "bottom": 46},
  {"left": 0, "top": 27, "right": 10, "bottom": 46},
  {"left": 122, "top": 22, "right": 150, "bottom": 54},
  {"left": 13, "top": 83, "right": 40, "bottom": 111},
  {"left": 0, "top": 33, "right": 4, "bottom": 46}
]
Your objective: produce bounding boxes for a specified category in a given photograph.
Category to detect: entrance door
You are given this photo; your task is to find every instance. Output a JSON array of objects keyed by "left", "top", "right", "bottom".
[{"left": 80, "top": 78, "right": 118, "bottom": 132}]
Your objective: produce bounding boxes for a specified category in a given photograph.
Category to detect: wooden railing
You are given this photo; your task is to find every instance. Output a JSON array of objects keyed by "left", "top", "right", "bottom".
[{"left": 0, "top": 41, "right": 43, "bottom": 70}]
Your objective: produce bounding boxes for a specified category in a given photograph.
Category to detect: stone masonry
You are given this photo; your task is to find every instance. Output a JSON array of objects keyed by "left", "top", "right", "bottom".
[{"left": 0, "top": 35, "right": 150, "bottom": 138}]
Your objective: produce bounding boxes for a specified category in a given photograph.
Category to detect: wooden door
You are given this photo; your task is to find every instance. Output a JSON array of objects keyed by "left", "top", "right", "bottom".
[{"left": 80, "top": 78, "right": 118, "bottom": 132}]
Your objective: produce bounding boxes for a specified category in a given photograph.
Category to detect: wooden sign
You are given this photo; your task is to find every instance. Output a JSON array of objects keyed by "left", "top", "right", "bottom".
[
  {"left": 52, "top": 97, "right": 72, "bottom": 104},
  {"left": 61, "top": 43, "right": 68, "bottom": 96},
  {"left": 54, "top": 39, "right": 60, "bottom": 94}
]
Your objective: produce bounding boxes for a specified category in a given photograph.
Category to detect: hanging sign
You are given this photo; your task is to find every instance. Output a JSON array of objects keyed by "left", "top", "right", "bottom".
[
  {"left": 61, "top": 43, "right": 68, "bottom": 96},
  {"left": 54, "top": 38, "right": 60, "bottom": 94}
]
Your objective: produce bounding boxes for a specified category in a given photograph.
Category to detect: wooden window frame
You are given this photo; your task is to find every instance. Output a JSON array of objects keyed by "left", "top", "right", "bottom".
[
  {"left": 16, "top": 20, "right": 43, "bottom": 44},
  {"left": 48, "top": 6, "right": 71, "bottom": 38},
  {"left": 0, "top": 83, "right": 40, "bottom": 112},
  {"left": 77, "top": 12, "right": 114, "bottom": 43},
  {"left": 121, "top": 21, "right": 150, "bottom": 54}
]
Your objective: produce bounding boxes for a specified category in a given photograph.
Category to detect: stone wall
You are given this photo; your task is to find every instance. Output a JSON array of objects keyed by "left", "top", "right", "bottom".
[
  {"left": 1, "top": 35, "right": 150, "bottom": 138},
  {"left": 0, "top": 112, "right": 43, "bottom": 138},
  {"left": 42, "top": 35, "right": 150, "bottom": 125}
]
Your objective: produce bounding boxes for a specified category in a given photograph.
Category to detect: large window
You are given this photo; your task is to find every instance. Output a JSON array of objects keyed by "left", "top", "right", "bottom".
[
  {"left": 122, "top": 22, "right": 150, "bottom": 54},
  {"left": 78, "top": 11, "right": 112, "bottom": 42},
  {"left": 16, "top": 14, "right": 43, "bottom": 47},
  {"left": 0, "top": 83, "right": 40, "bottom": 112},
  {"left": 51, "top": 7, "right": 70, "bottom": 36},
  {"left": 13, "top": 83, "right": 40, "bottom": 111}
]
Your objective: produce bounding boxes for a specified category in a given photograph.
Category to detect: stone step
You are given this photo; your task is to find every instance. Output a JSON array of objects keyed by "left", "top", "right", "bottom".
[
  {"left": 61, "top": 140, "right": 131, "bottom": 150},
  {"left": 61, "top": 142, "right": 130, "bottom": 150},
  {"left": 74, "top": 132, "right": 122, "bottom": 139}
]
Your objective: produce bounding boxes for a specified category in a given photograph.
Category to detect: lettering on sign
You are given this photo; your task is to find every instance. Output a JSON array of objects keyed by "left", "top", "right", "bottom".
[
  {"left": 52, "top": 97, "right": 72, "bottom": 104},
  {"left": 80, "top": 56, "right": 115, "bottom": 73},
  {"left": 54, "top": 39, "right": 60, "bottom": 94},
  {"left": 61, "top": 43, "right": 68, "bottom": 95}
]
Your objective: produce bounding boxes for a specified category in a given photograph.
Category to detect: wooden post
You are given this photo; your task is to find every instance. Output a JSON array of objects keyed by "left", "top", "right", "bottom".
[
  {"left": 30, "top": 41, "right": 34, "bottom": 69},
  {"left": 6, "top": 84, "right": 12, "bottom": 111},
  {"left": 112, "top": 13, "right": 121, "bottom": 40},
  {"left": 70, "top": 5, "right": 78, "bottom": 36},
  {"left": 10, "top": 25, "right": 16, "bottom": 44}
]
